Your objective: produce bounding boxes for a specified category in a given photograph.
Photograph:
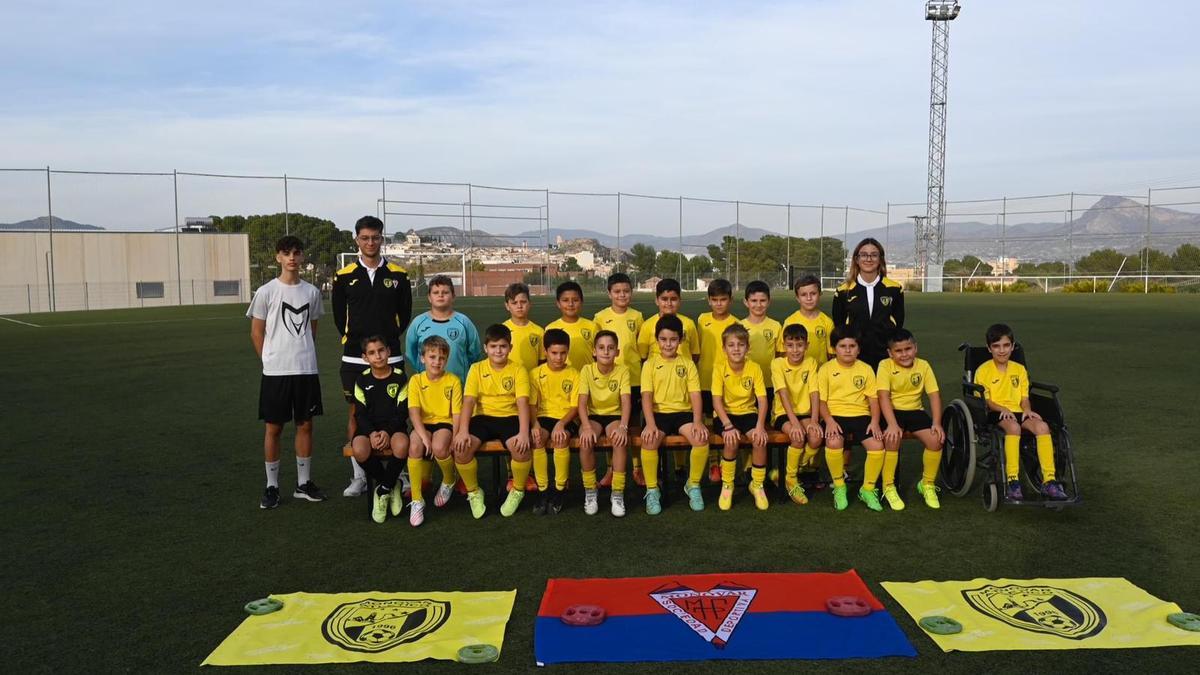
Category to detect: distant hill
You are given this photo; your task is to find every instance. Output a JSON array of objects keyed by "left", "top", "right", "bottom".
[
  {"left": 515, "top": 224, "right": 779, "bottom": 251},
  {"left": 0, "top": 216, "right": 105, "bottom": 231},
  {"left": 412, "top": 226, "right": 517, "bottom": 248}
]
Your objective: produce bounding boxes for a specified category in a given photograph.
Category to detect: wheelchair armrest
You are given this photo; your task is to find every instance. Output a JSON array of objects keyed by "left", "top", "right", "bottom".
[
  {"left": 957, "top": 342, "right": 970, "bottom": 352},
  {"left": 962, "top": 379, "right": 986, "bottom": 397},
  {"left": 1030, "top": 380, "right": 1059, "bottom": 394}
]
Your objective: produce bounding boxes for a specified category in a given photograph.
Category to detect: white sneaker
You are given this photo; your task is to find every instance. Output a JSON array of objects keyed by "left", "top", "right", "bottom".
[
  {"left": 409, "top": 500, "right": 425, "bottom": 527},
  {"left": 343, "top": 476, "right": 368, "bottom": 497},
  {"left": 434, "top": 482, "right": 455, "bottom": 508},
  {"left": 399, "top": 469, "right": 412, "bottom": 499},
  {"left": 610, "top": 492, "right": 626, "bottom": 518},
  {"left": 584, "top": 489, "right": 599, "bottom": 515}
]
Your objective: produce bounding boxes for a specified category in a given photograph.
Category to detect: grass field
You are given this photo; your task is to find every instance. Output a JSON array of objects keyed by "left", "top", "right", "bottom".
[{"left": 3, "top": 292, "right": 1199, "bottom": 673}]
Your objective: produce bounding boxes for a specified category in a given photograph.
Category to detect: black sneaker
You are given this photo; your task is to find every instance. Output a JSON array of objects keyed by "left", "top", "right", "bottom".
[
  {"left": 549, "top": 488, "right": 564, "bottom": 515},
  {"left": 533, "top": 492, "right": 550, "bottom": 516},
  {"left": 260, "top": 485, "right": 280, "bottom": 509},
  {"left": 294, "top": 481, "right": 327, "bottom": 502}
]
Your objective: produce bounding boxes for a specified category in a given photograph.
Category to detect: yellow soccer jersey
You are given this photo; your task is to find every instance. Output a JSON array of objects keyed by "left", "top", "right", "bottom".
[
  {"left": 545, "top": 317, "right": 598, "bottom": 371},
  {"left": 594, "top": 307, "right": 644, "bottom": 383},
  {"left": 638, "top": 313, "right": 700, "bottom": 360},
  {"left": 407, "top": 371, "right": 463, "bottom": 425},
  {"left": 464, "top": 359, "right": 530, "bottom": 417},
  {"left": 817, "top": 359, "right": 877, "bottom": 417},
  {"left": 741, "top": 316, "right": 783, "bottom": 375},
  {"left": 778, "top": 310, "right": 834, "bottom": 366},
  {"left": 578, "top": 363, "right": 631, "bottom": 416},
  {"left": 696, "top": 312, "right": 739, "bottom": 390},
  {"left": 641, "top": 353, "right": 701, "bottom": 414},
  {"left": 974, "top": 359, "right": 1029, "bottom": 413},
  {"left": 711, "top": 360, "right": 767, "bottom": 416},
  {"left": 532, "top": 364, "right": 580, "bottom": 419},
  {"left": 876, "top": 357, "right": 939, "bottom": 412},
  {"left": 504, "top": 319, "right": 545, "bottom": 371},
  {"left": 771, "top": 356, "right": 819, "bottom": 419}
]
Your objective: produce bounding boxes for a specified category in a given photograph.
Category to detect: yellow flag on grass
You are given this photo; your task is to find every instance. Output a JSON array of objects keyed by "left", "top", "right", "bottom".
[
  {"left": 203, "top": 590, "right": 516, "bottom": 666},
  {"left": 882, "top": 577, "right": 1200, "bottom": 652}
]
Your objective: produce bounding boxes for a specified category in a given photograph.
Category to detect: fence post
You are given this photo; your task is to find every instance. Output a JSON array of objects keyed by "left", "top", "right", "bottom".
[
  {"left": 735, "top": 200, "right": 740, "bottom": 290},
  {"left": 1092, "top": 276, "right": 1097, "bottom": 293},
  {"left": 785, "top": 203, "right": 791, "bottom": 283},
  {"left": 283, "top": 174, "right": 290, "bottom": 235},
  {"left": 1000, "top": 196, "right": 1007, "bottom": 295},
  {"left": 84, "top": 282, "right": 89, "bottom": 309},
  {"left": 818, "top": 205, "right": 825, "bottom": 283},
  {"left": 677, "top": 196, "right": 683, "bottom": 282},
  {"left": 27, "top": 284, "right": 31, "bottom": 313},
  {"left": 46, "top": 166, "right": 56, "bottom": 312},
  {"left": 174, "top": 170, "right": 182, "bottom": 305},
  {"left": 959, "top": 277, "right": 963, "bottom": 293},
  {"left": 1145, "top": 188, "right": 1151, "bottom": 293}
]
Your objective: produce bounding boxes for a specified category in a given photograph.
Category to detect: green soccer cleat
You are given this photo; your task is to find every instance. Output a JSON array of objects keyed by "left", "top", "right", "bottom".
[
  {"left": 466, "top": 489, "right": 487, "bottom": 519},
  {"left": 916, "top": 481, "right": 941, "bottom": 509},
  {"left": 859, "top": 487, "right": 884, "bottom": 512},
  {"left": 372, "top": 487, "right": 390, "bottom": 524},
  {"left": 832, "top": 485, "right": 849, "bottom": 511},
  {"left": 645, "top": 488, "right": 662, "bottom": 515},
  {"left": 389, "top": 485, "right": 405, "bottom": 517},
  {"left": 882, "top": 486, "right": 905, "bottom": 511},
  {"left": 500, "top": 489, "right": 525, "bottom": 517},
  {"left": 685, "top": 482, "right": 705, "bottom": 511}
]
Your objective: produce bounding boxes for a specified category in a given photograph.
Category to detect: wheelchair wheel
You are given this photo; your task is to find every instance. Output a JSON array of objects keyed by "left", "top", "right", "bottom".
[
  {"left": 981, "top": 481, "right": 999, "bottom": 512},
  {"left": 940, "top": 399, "right": 976, "bottom": 497}
]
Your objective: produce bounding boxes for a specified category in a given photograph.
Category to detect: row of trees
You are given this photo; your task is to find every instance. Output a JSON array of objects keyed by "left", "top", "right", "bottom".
[
  {"left": 623, "top": 236, "right": 848, "bottom": 283},
  {"left": 944, "top": 244, "right": 1200, "bottom": 277},
  {"left": 212, "top": 213, "right": 354, "bottom": 283}
]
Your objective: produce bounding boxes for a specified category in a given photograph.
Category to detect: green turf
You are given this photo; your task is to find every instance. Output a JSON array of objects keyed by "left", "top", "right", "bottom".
[{"left": 3, "top": 292, "right": 1199, "bottom": 673}]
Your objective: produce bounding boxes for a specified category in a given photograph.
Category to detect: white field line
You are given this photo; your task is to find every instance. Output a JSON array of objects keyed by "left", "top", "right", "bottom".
[
  {"left": 0, "top": 316, "right": 42, "bottom": 327},
  {"left": 44, "top": 315, "right": 242, "bottom": 328}
]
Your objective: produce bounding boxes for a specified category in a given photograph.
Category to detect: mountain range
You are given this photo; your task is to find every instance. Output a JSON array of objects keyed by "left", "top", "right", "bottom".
[{"left": 0, "top": 216, "right": 105, "bottom": 231}]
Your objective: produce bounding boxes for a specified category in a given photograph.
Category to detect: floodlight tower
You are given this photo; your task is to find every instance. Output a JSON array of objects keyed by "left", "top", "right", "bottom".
[{"left": 919, "top": 0, "right": 960, "bottom": 291}]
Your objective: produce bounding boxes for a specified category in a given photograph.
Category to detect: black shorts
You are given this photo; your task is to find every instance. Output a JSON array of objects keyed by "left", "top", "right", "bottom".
[
  {"left": 424, "top": 422, "right": 453, "bottom": 434},
  {"left": 588, "top": 414, "right": 622, "bottom": 430},
  {"left": 469, "top": 415, "right": 521, "bottom": 444},
  {"left": 987, "top": 411, "right": 1027, "bottom": 426},
  {"left": 893, "top": 409, "right": 933, "bottom": 432},
  {"left": 773, "top": 413, "right": 816, "bottom": 432},
  {"left": 259, "top": 374, "right": 323, "bottom": 424},
  {"left": 829, "top": 415, "right": 874, "bottom": 444},
  {"left": 700, "top": 391, "right": 713, "bottom": 416},
  {"left": 341, "top": 360, "right": 405, "bottom": 404},
  {"left": 354, "top": 424, "right": 405, "bottom": 441},
  {"left": 652, "top": 411, "right": 695, "bottom": 436},
  {"left": 538, "top": 416, "right": 578, "bottom": 435},
  {"left": 714, "top": 412, "right": 759, "bottom": 435}
]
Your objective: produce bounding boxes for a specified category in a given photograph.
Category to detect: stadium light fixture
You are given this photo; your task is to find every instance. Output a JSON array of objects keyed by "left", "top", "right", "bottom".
[{"left": 925, "top": 1, "right": 961, "bottom": 21}]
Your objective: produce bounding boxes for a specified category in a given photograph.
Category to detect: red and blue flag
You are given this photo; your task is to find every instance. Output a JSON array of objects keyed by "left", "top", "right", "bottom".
[{"left": 535, "top": 570, "right": 915, "bottom": 664}]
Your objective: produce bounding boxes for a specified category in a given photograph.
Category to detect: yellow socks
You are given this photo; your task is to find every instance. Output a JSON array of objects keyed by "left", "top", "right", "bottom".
[
  {"left": 641, "top": 449, "right": 660, "bottom": 489},
  {"left": 825, "top": 447, "right": 846, "bottom": 487},
  {"left": 1036, "top": 434, "right": 1056, "bottom": 481},
  {"left": 511, "top": 458, "right": 532, "bottom": 493},
  {"left": 801, "top": 445, "right": 820, "bottom": 469},
  {"left": 882, "top": 450, "right": 899, "bottom": 488},
  {"left": 1004, "top": 434, "right": 1020, "bottom": 480},
  {"left": 688, "top": 445, "right": 710, "bottom": 485},
  {"left": 407, "top": 457, "right": 424, "bottom": 502},
  {"left": 862, "top": 451, "right": 884, "bottom": 491},
  {"left": 721, "top": 458, "right": 737, "bottom": 486},
  {"left": 582, "top": 469, "right": 597, "bottom": 490},
  {"left": 457, "top": 458, "right": 480, "bottom": 492},
  {"left": 554, "top": 447, "right": 570, "bottom": 490},
  {"left": 751, "top": 464, "right": 766, "bottom": 489},
  {"left": 922, "top": 448, "right": 942, "bottom": 485},
  {"left": 436, "top": 456, "right": 457, "bottom": 486},
  {"left": 533, "top": 448, "right": 550, "bottom": 491},
  {"left": 612, "top": 471, "right": 627, "bottom": 492},
  {"left": 785, "top": 446, "right": 803, "bottom": 483}
]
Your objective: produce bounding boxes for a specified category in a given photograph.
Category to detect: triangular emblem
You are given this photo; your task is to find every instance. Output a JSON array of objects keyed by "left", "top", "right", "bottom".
[{"left": 649, "top": 582, "right": 757, "bottom": 648}]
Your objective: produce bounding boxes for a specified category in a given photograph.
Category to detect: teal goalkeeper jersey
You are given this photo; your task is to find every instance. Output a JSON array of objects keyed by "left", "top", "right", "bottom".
[{"left": 405, "top": 311, "right": 483, "bottom": 383}]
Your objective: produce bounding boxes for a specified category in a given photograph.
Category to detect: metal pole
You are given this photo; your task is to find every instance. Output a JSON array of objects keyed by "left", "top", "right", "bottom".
[
  {"left": 174, "top": 170, "right": 182, "bottom": 304},
  {"left": 819, "top": 205, "right": 825, "bottom": 287},
  {"left": 545, "top": 190, "right": 552, "bottom": 291},
  {"left": 46, "top": 166, "right": 55, "bottom": 312},
  {"left": 616, "top": 192, "right": 622, "bottom": 272},
  {"left": 735, "top": 200, "right": 740, "bottom": 290},
  {"left": 1068, "top": 191, "right": 1074, "bottom": 278},
  {"left": 843, "top": 206, "right": 849, "bottom": 277},
  {"left": 283, "top": 174, "right": 290, "bottom": 235},
  {"left": 381, "top": 178, "right": 387, "bottom": 232},
  {"left": 785, "top": 203, "right": 791, "bottom": 286},
  {"left": 677, "top": 196, "right": 683, "bottom": 282},
  {"left": 885, "top": 201, "right": 891, "bottom": 253},
  {"left": 1000, "top": 197, "right": 1007, "bottom": 294},
  {"left": 467, "top": 184, "right": 474, "bottom": 249},
  {"left": 1145, "top": 188, "right": 1152, "bottom": 293}
]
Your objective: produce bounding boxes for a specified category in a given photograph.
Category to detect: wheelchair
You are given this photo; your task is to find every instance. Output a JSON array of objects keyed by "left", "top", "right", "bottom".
[{"left": 938, "top": 342, "right": 1081, "bottom": 511}]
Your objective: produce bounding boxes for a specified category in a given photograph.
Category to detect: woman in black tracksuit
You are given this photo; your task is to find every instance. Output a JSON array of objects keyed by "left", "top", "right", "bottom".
[{"left": 831, "top": 238, "right": 904, "bottom": 368}]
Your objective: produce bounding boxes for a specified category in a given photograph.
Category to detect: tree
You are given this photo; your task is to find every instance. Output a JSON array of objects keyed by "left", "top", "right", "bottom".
[
  {"left": 560, "top": 256, "right": 582, "bottom": 273},
  {"left": 629, "top": 243, "right": 657, "bottom": 273},
  {"left": 944, "top": 255, "right": 993, "bottom": 277},
  {"left": 212, "top": 212, "right": 353, "bottom": 287},
  {"left": 1073, "top": 248, "right": 1129, "bottom": 275},
  {"left": 1172, "top": 243, "right": 1200, "bottom": 272}
]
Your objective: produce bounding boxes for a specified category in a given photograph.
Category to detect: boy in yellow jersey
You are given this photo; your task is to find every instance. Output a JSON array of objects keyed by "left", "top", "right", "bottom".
[
  {"left": 546, "top": 280, "right": 597, "bottom": 372},
  {"left": 772, "top": 324, "right": 822, "bottom": 506},
  {"left": 740, "top": 280, "right": 782, "bottom": 478},
  {"left": 779, "top": 274, "right": 834, "bottom": 367},
  {"left": 637, "top": 278, "right": 700, "bottom": 477},
  {"left": 975, "top": 323, "right": 1068, "bottom": 501},
  {"left": 503, "top": 282, "right": 545, "bottom": 372},
  {"left": 578, "top": 330, "right": 632, "bottom": 517},
  {"left": 453, "top": 324, "right": 533, "bottom": 518},
  {"left": 640, "top": 314, "right": 710, "bottom": 515},
  {"left": 593, "top": 273, "right": 645, "bottom": 487},
  {"left": 818, "top": 326, "right": 886, "bottom": 512},
  {"left": 697, "top": 279, "right": 738, "bottom": 482},
  {"left": 407, "top": 336, "right": 463, "bottom": 526},
  {"left": 876, "top": 328, "right": 944, "bottom": 511},
  {"left": 711, "top": 324, "right": 770, "bottom": 511},
  {"left": 530, "top": 329, "right": 580, "bottom": 516}
]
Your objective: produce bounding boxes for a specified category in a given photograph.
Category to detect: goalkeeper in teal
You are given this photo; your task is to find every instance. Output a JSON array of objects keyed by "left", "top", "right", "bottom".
[{"left": 405, "top": 275, "right": 483, "bottom": 383}]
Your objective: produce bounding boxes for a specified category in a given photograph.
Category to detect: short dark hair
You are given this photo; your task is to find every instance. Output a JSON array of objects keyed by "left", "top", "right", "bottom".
[
  {"left": 504, "top": 282, "right": 530, "bottom": 302},
  {"left": 744, "top": 280, "right": 770, "bottom": 299},
  {"left": 355, "top": 215, "right": 384, "bottom": 235},
  {"left": 360, "top": 334, "right": 387, "bottom": 352},
  {"left": 782, "top": 323, "right": 808, "bottom": 342},
  {"left": 556, "top": 280, "right": 583, "bottom": 300},
  {"left": 830, "top": 325, "right": 860, "bottom": 347},
  {"left": 543, "top": 327, "right": 570, "bottom": 350},
  {"left": 275, "top": 235, "right": 304, "bottom": 253},
  {"left": 986, "top": 323, "right": 1014, "bottom": 345},
  {"left": 655, "top": 314, "right": 684, "bottom": 339},
  {"left": 483, "top": 323, "right": 512, "bottom": 345},
  {"left": 655, "top": 278, "right": 682, "bottom": 297},
  {"left": 607, "top": 273, "right": 632, "bottom": 290},
  {"left": 594, "top": 329, "right": 618, "bottom": 347},
  {"left": 707, "top": 278, "right": 732, "bottom": 298},
  {"left": 888, "top": 328, "right": 916, "bottom": 347},
  {"left": 421, "top": 335, "right": 450, "bottom": 356},
  {"left": 428, "top": 275, "right": 455, "bottom": 295},
  {"left": 721, "top": 323, "right": 749, "bottom": 345},
  {"left": 793, "top": 274, "right": 821, "bottom": 294}
]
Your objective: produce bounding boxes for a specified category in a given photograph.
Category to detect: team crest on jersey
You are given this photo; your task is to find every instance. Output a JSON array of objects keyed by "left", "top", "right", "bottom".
[
  {"left": 801, "top": 372, "right": 809, "bottom": 383},
  {"left": 675, "top": 365, "right": 687, "bottom": 378},
  {"left": 910, "top": 373, "right": 922, "bottom": 387},
  {"left": 961, "top": 584, "right": 1106, "bottom": 640},
  {"left": 444, "top": 386, "right": 454, "bottom": 400},
  {"left": 447, "top": 327, "right": 461, "bottom": 340},
  {"left": 763, "top": 329, "right": 774, "bottom": 342},
  {"left": 649, "top": 581, "right": 757, "bottom": 649},
  {"left": 627, "top": 319, "right": 636, "bottom": 332},
  {"left": 881, "top": 296, "right": 892, "bottom": 307},
  {"left": 529, "top": 335, "right": 539, "bottom": 347},
  {"left": 582, "top": 329, "right": 593, "bottom": 340},
  {"left": 501, "top": 376, "right": 514, "bottom": 392},
  {"left": 1010, "top": 376, "right": 1020, "bottom": 388},
  {"left": 561, "top": 380, "right": 573, "bottom": 395},
  {"left": 279, "top": 302, "right": 310, "bottom": 337},
  {"left": 816, "top": 327, "right": 827, "bottom": 339},
  {"left": 383, "top": 278, "right": 394, "bottom": 288},
  {"left": 608, "top": 381, "right": 619, "bottom": 392},
  {"left": 321, "top": 597, "right": 451, "bottom": 653},
  {"left": 853, "top": 375, "right": 866, "bottom": 389},
  {"left": 741, "top": 377, "right": 754, "bottom": 392},
  {"left": 386, "top": 383, "right": 400, "bottom": 399}
]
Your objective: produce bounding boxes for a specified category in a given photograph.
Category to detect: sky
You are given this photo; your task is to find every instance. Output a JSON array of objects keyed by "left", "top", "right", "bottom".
[{"left": 2, "top": 0, "right": 1198, "bottom": 234}]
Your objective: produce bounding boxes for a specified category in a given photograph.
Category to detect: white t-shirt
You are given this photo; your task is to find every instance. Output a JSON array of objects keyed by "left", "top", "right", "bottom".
[{"left": 246, "top": 278, "right": 324, "bottom": 376}]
